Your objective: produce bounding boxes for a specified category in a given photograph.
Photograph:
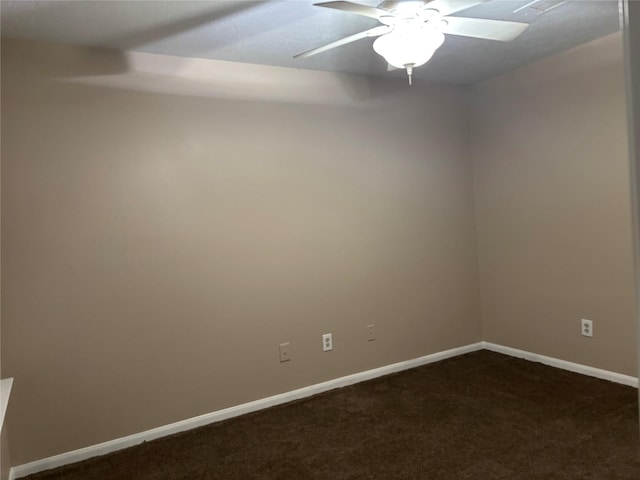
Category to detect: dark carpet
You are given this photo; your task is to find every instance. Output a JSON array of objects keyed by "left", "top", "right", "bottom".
[{"left": 26, "top": 350, "right": 639, "bottom": 479}]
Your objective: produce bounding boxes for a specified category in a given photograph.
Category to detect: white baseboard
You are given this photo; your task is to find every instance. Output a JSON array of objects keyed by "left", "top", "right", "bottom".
[
  {"left": 482, "top": 342, "right": 639, "bottom": 387},
  {"left": 9, "top": 342, "right": 483, "bottom": 480},
  {"left": 11, "top": 341, "right": 638, "bottom": 479}
]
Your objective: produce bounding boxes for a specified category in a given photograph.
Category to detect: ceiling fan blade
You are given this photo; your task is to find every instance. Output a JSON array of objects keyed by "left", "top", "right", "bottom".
[
  {"left": 294, "top": 25, "right": 391, "bottom": 59},
  {"left": 314, "top": 1, "right": 390, "bottom": 19},
  {"left": 424, "top": 0, "right": 488, "bottom": 16},
  {"left": 441, "top": 16, "right": 529, "bottom": 41}
]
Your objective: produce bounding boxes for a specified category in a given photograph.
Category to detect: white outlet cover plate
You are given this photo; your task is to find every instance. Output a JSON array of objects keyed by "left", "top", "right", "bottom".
[
  {"left": 581, "top": 319, "right": 593, "bottom": 337},
  {"left": 322, "top": 333, "right": 333, "bottom": 351}
]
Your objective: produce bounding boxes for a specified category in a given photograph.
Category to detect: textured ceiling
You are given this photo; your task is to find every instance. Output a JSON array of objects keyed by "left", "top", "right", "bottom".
[{"left": 0, "top": 0, "right": 621, "bottom": 85}]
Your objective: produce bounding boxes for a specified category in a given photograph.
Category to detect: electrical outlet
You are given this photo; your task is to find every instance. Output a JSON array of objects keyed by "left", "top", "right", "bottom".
[
  {"left": 581, "top": 319, "right": 593, "bottom": 337},
  {"left": 322, "top": 333, "right": 333, "bottom": 352},
  {"left": 279, "top": 342, "right": 291, "bottom": 362},
  {"left": 367, "top": 324, "right": 375, "bottom": 341}
]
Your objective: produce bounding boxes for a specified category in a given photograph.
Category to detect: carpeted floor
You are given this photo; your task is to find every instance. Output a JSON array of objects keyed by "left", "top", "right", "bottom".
[{"left": 26, "top": 350, "right": 639, "bottom": 479}]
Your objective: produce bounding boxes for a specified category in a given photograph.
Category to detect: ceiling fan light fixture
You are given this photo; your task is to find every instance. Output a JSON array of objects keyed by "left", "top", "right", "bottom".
[
  {"left": 296, "top": 1, "right": 530, "bottom": 85},
  {"left": 372, "top": 26, "right": 445, "bottom": 82}
]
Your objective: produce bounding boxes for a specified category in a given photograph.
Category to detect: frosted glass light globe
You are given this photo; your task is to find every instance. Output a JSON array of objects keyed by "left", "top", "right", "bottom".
[{"left": 373, "top": 26, "right": 445, "bottom": 69}]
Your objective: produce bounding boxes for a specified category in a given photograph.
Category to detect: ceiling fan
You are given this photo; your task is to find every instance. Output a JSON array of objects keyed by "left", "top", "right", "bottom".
[{"left": 294, "top": 0, "right": 530, "bottom": 84}]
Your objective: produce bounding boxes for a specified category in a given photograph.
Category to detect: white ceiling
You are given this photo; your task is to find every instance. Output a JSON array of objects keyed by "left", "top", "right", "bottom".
[{"left": 0, "top": 0, "right": 620, "bottom": 85}]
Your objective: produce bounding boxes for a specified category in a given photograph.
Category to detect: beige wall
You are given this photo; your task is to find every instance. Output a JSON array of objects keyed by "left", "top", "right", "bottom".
[
  {"left": 0, "top": 34, "right": 9, "bottom": 480},
  {"left": 1, "top": 429, "right": 10, "bottom": 480},
  {"left": 471, "top": 33, "right": 637, "bottom": 376},
  {"left": 0, "top": 44, "right": 8, "bottom": 480},
  {"left": 1, "top": 39, "right": 481, "bottom": 465}
]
